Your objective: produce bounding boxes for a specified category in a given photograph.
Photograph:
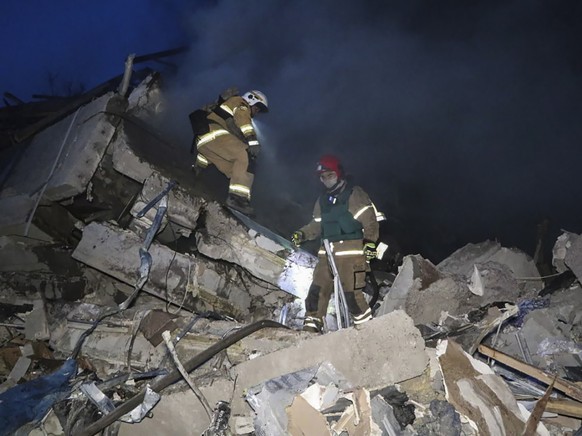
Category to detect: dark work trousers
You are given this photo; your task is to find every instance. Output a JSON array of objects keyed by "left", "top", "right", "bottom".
[{"left": 305, "top": 243, "right": 370, "bottom": 321}]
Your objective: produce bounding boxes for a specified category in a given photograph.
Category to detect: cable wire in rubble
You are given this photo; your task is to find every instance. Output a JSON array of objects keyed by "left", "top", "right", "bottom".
[{"left": 75, "top": 319, "right": 288, "bottom": 436}]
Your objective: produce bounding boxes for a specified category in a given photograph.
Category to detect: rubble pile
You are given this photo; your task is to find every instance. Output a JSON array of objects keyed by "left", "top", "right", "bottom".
[{"left": 0, "top": 73, "right": 581, "bottom": 435}]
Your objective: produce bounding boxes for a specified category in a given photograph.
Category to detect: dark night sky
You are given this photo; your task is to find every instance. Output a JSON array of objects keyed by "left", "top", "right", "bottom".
[{"left": 2, "top": 1, "right": 582, "bottom": 262}]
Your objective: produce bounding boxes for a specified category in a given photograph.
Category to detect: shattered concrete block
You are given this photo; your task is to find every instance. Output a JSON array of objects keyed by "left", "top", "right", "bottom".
[
  {"left": 111, "top": 133, "right": 157, "bottom": 183},
  {"left": 375, "top": 254, "right": 442, "bottom": 317},
  {"left": 438, "top": 240, "right": 542, "bottom": 293},
  {"left": 398, "top": 276, "right": 467, "bottom": 326},
  {"left": 126, "top": 73, "right": 164, "bottom": 115},
  {"left": 196, "top": 202, "right": 317, "bottom": 299},
  {"left": 231, "top": 311, "right": 428, "bottom": 418},
  {"left": 466, "top": 261, "right": 522, "bottom": 301},
  {"left": 0, "top": 93, "right": 118, "bottom": 237},
  {"left": 118, "top": 379, "right": 235, "bottom": 436},
  {"left": 24, "top": 299, "right": 50, "bottom": 341},
  {"left": 130, "top": 171, "right": 205, "bottom": 230},
  {"left": 414, "top": 399, "right": 462, "bottom": 436},
  {"left": 245, "top": 362, "right": 350, "bottom": 435},
  {"left": 378, "top": 243, "right": 543, "bottom": 326},
  {"left": 72, "top": 221, "right": 274, "bottom": 318},
  {"left": 565, "top": 234, "right": 582, "bottom": 284},
  {"left": 552, "top": 231, "right": 579, "bottom": 273}
]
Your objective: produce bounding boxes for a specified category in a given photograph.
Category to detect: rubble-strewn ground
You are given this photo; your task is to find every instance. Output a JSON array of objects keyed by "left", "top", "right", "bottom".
[{"left": 1, "top": 73, "right": 581, "bottom": 435}]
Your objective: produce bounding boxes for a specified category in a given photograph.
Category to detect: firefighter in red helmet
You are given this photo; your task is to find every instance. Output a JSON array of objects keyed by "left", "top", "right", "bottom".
[{"left": 292, "top": 155, "right": 380, "bottom": 333}]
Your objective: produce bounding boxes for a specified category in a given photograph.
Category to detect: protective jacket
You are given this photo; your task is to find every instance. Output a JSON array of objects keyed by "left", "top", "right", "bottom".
[
  {"left": 196, "top": 96, "right": 259, "bottom": 149},
  {"left": 300, "top": 183, "right": 379, "bottom": 249},
  {"left": 193, "top": 96, "right": 257, "bottom": 202}
]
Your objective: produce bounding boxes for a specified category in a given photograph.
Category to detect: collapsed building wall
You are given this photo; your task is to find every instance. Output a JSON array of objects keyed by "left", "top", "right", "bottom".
[{"left": 1, "top": 72, "right": 581, "bottom": 436}]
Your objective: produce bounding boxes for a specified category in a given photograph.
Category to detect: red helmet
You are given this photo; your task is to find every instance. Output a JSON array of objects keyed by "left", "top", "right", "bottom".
[{"left": 316, "top": 154, "right": 343, "bottom": 178}]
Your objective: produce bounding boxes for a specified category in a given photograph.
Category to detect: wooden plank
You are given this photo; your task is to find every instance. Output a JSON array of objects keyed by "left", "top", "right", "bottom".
[
  {"left": 545, "top": 399, "right": 582, "bottom": 419},
  {"left": 478, "top": 344, "right": 582, "bottom": 403}
]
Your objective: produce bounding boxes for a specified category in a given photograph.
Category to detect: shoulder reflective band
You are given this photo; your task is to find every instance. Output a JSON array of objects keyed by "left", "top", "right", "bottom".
[
  {"left": 196, "top": 129, "right": 230, "bottom": 148},
  {"left": 219, "top": 103, "right": 234, "bottom": 115},
  {"left": 354, "top": 204, "right": 373, "bottom": 219}
]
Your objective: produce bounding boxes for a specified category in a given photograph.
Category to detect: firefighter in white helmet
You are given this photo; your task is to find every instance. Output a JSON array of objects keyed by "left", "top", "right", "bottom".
[{"left": 191, "top": 90, "right": 268, "bottom": 215}]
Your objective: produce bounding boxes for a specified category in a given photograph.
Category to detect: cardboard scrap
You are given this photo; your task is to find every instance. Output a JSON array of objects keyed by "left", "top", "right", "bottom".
[
  {"left": 438, "top": 340, "right": 549, "bottom": 436},
  {"left": 287, "top": 395, "right": 331, "bottom": 436}
]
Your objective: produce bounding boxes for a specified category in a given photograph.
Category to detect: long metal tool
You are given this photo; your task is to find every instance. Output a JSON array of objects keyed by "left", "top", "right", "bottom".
[{"left": 323, "top": 239, "right": 350, "bottom": 329}]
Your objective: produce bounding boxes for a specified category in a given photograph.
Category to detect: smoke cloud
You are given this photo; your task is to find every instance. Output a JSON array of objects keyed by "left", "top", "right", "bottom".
[{"left": 155, "top": 1, "right": 582, "bottom": 261}]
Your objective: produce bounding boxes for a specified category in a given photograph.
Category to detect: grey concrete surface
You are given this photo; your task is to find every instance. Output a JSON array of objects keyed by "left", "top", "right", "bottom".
[{"left": 230, "top": 310, "right": 428, "bottom": 418}]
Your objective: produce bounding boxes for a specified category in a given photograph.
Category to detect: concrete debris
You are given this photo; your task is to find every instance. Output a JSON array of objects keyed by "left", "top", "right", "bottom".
[
  {"left": 438, "top": 340, "right": 549, "bottom": 436},
  {"left": 438, "top": 240, "right": 543, "bottom": 293},
  {"left": 377, "top": 241, "right": 542, "bottom": 326},
  {"left": 232, "top": 310, "right": 428, "bottom": 420},
  {"left": 1, "top": 71, "right": 581, "bottom": 436},
  {"left": 557, "top": 232, "right": 582, "bottom": 283}
]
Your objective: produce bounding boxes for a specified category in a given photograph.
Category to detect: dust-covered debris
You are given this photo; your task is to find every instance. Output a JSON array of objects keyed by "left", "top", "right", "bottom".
[{"left": 1, "top": 69, "right": 581, "bottom": 436}]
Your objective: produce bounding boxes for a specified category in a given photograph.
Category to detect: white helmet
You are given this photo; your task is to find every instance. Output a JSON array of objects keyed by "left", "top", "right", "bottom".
[{"left": 242, "top": 90, "right": 269, "bottom": 112}]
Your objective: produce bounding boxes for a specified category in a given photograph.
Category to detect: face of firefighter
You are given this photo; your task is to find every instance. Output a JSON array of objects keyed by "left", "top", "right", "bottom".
[
  {"left": 319, "top": 170, "right": 339, "bottom": 190},
  {"left": 251, "top": 106, "right": 261, "bottom": 117}
]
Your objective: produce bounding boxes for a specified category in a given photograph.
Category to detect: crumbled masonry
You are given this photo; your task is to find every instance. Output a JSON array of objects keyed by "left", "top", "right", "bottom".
[{"left": 0, "top": 72, "right": 581, "bottom": 435}]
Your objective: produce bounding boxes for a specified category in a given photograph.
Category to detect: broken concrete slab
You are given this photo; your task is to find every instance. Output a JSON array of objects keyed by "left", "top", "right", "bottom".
[
  {"left": 438, "top": 240, "right": 543, "bottom": 293},
  {"left": 111, "top": 132, "right": 157, "bottom": 183},
  {"left": 230, "top": 310, "right": 428, "bottom": 418},
  {"left": 389, "top": 274, "right": 468, "bottom": 326},
  {"left": 552, "top": 231, "right": 579, "bottom": 274},
  {"left": 0, "top": 93, "right": 118, "bottom": 236},
  {"left": 126, "top": 73, "right": 164, "bottom": 117},
  {"left": 375, "top": 254, "right": 442, "bottom": 317},
  {"left": 130, "top": 171, "right": 205, "bottom": 231},
  {"left": 47, "top": 302, "right": 301, "bottom": 379},
  {"left": 118, "top": 379, "right": 235, "bottom": 436},
  {"left": 377, "top": 246, "right": 542, "bottom": 326},
  {"left": 72, "top": 221, "right": 290, "bottom": 319},
  {"left": 196, "top": 202, "right": 316, "bottom": 298},
  {"left": 564, "top": 234, "right": 582, "bottom": 284}
]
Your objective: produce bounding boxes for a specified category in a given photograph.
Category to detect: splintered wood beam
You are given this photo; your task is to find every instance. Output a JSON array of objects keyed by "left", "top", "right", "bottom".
[
  {"left": 522, "top": 376, "right": 555, "bottom": 436},
  {"left": 478, "top": 344, "right": 582, "bottom": 403}
]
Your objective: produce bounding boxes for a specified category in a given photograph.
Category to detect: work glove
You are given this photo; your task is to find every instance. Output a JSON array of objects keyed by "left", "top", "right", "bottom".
[
  {"left": 364, "top": 242, "right": 377, "bottom": 261},
  {"left": 291, "top": 231, "right": 305, "bottom": 248},
  {"left": 248, "top": 144, "right": 261, "bottom": 159}
]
